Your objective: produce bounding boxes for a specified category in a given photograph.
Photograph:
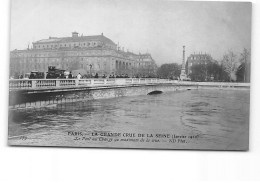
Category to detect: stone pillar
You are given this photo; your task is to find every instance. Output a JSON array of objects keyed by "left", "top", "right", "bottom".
[
  {"left": 56, "top": 80, "right": 60, "bottom": 87},
  {"left": 180, "top": 45, "right": 187, "bottom": 80},
  {"left": 90, "top": 79, "right": 94, "bottom": 86},
  {"left": 31, "top": 80, "right": 37, "bottom": 88},
  {"left": 75, "top": 80, "right": 79, "bottom": 86}
]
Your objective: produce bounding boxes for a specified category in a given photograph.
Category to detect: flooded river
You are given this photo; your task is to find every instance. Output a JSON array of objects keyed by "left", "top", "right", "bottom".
[{"left": 8, "top": 89, "right": 250, "bottom": 150}]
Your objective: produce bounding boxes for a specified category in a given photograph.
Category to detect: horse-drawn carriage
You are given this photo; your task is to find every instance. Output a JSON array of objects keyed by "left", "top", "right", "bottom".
[{"left": 46, "top": 66, "right": 66, "bottom": 79}]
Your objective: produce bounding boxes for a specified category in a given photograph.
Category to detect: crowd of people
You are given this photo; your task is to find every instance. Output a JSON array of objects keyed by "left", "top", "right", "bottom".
[
  {"left": 67, "top": 73, "right": 130, "bottom": 79},
  {"left": 11, "top": 71, "right": 156, "bottom": 80},
  {"left": 77, "top": 73, "right": 155, "bottom": 79}
]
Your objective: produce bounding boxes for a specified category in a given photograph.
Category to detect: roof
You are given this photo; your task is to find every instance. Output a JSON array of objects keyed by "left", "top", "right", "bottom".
[
  {"left": 188, "top": 53, "right": 212, "bottom": 60},
  {"left": 34, "top": 35, "right": 116, "bottom": 45},
  {"left": 36, "top": 38, "right": 62, "bottom": 43}
]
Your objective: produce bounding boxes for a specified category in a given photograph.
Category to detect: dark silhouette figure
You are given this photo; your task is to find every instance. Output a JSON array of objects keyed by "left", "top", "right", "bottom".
[
  {"left": 68, "top": 72, "right": 73, "bottom": 79},
  {"left": 94, "top": 73, "right": 99, "bottom": 78}
]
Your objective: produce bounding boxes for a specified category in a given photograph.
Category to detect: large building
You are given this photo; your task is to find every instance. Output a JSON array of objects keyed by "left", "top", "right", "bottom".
[
  {"left": 186, "top": 53, "right": 214, "bottom": 75},
  {"left": 10, "top": 32, "right": 157, "bottom": 77}
]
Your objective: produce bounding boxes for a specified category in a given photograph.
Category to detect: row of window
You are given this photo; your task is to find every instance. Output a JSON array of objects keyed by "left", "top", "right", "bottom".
[
  {"left": 115, "top": 61, "right": 149, "bottom": 67},
  {"left": 34, "top": 41, "right": 101, "bottom": 49},
  {"left": 12, "top": 60, "right": 153, "bottom": 68},
  {"left": 11, "top": 63, "right": 111, "bottom": 72},
  {"left": 189, "top": 61, "right": 209, "bottom": 66},
  {"left": 189, "top": 56, "right": 210, "bottom": 60},
  {"left": 11, "top": 50, "right": 115, "bottom": 58},
  {"left": 11, "top": 60, "right": 152, "bottom": 69},
  {"left": 12, "top": 57, "right": 113, "bottom": 63}
]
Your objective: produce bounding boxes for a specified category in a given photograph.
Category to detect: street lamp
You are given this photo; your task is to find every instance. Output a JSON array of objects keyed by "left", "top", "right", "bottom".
[{"left": 89, "top": 64, "right": 92, "bottom": 77}]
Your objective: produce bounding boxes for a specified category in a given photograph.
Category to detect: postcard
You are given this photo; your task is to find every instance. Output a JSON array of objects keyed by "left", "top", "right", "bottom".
[{"left": 8, "top": 0, "right": 251, "bottom": 150}]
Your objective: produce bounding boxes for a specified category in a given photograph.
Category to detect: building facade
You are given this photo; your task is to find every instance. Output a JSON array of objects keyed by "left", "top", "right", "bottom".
[
  {"left": 186, "top": 53, "right": 213, "bottom": 75},
  {"left": 10, "top": 32, "right": 157, "bottom": 77}
]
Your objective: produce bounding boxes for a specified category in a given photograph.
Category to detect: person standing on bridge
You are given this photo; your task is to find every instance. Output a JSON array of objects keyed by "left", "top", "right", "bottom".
[
  {"left": 68, "top": 72, "right": 73, "bottom": 79},
  {"left": 77, "top": 73, "right": 82, "bottom": 79}
]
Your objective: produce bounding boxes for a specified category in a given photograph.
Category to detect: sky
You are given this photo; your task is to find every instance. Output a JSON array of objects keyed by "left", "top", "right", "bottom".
[{"left": 10, "top": 0, "right": 252, "bottom": 65}]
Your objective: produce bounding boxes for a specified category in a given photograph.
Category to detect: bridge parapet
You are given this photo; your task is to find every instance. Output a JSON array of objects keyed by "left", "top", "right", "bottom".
[
  {"left": 9, "top": 78, "right": 171, "bottom": 90},
  {"left": 174, "top": 81, "right": 250, "bottom": 87},
  {"left": 8, "top": 79, "right": 250, "bottom": 109}
]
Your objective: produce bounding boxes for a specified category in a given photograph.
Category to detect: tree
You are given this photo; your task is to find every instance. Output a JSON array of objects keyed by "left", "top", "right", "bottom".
[
  {"left": 218, "top": 62, "right": 230, "bottom": 82},
  {"left": 157, "top": 63, "right": 181, "bottom": 79},
  {"left": 189, "top": 64, "right": 207, "bottom": 81},
  {"left": 236, "top": 48, "right": 251, "bottom": 82},
  {"left": 222, "top": 51, "right": 238, "bottom": 82},
  {"left": 188, "top": 61, "right": 228, "bottom": 82},
  {"left": 236, "top": 63, "right": 245, "bottom": 82}
]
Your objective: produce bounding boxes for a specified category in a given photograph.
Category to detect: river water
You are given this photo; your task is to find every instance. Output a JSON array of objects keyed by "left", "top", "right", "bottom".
[{"left": 8, "top": 89, "right": 250, "bottom": 150}]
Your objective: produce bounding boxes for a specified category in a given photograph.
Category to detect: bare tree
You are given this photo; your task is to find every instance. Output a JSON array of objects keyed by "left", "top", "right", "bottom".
[
  {"left": 222, "top": 50, "right": 238, "bottom": 82},
  {"left": 240, "top": 48, "right": 251, "bottom": 82}
]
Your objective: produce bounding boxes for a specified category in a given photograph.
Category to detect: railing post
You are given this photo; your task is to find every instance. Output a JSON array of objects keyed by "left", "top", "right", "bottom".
[
  {"left": 104, "top": 79, "right": 107, "bottom": 85},
  {"left": 90, "top": 79, "right": 94, "bottom": 86},
  {"left": 75, "top": 79, "right": 79, "bottom": 86},
  {"left": 31, "top": 80, "right": 37, "bottom": 88},
  {"left": 56, "top": 80, "right": 60, "bottom": 87}
]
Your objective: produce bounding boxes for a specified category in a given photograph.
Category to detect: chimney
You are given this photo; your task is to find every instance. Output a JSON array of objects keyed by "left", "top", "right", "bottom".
[{"left": 72, "top": 31, "right": 79, "bottom": 38}]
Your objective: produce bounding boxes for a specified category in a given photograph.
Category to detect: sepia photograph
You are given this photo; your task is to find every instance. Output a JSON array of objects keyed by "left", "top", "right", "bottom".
[{"left": 8, "top": 0, "right": 251, "bottom": 150}]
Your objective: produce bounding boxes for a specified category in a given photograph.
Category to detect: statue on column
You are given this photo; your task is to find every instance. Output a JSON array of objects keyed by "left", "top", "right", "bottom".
[{"left": 180, "top": 45, "right": 188, "bottom": 81}]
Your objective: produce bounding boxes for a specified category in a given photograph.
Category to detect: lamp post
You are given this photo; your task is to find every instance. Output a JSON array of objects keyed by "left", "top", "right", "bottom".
[
  {"left": 89, "top": 64, "right": 92, "bottom": 78},
  {"left": 131, "top": 66, "right": 134, "bottom": 78}
]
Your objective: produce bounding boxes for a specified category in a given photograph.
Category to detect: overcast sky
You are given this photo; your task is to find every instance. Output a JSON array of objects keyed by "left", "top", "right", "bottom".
[{"left": 10, "top": 0, "right": 252, "bottom": 65}]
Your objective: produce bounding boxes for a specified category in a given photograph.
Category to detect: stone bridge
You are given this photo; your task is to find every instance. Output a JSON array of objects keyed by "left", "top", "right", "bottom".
[{"left": 9, "top": 78, "right": 249, "bottom": 109}]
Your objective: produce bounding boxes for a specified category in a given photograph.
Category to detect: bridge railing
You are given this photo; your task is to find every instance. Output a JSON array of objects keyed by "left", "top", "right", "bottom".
[
  {"left": 9, "top": 78, "right": 249, "bottom": 90},
  {"left": 174, "top": 80, "right": 250, "bottom": 87},
  {"left": 9, "top": 78, "right": 171, "bottom": 90},
  {"left": 9, "top": 79, "right": 33, "bottom": 89}
]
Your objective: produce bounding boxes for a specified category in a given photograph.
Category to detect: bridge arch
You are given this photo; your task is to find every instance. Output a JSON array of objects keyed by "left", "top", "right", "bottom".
[{"left": 147, "top": 90, "right": 163, "bottom": 95}]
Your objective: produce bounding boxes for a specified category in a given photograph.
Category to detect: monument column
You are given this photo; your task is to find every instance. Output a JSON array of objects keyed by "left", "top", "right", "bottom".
[{"left": 180, "top": 45, "right": 187, "bottom": 80}]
